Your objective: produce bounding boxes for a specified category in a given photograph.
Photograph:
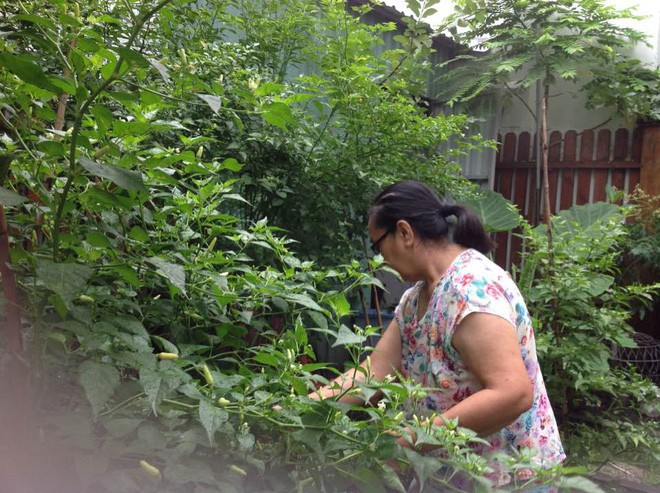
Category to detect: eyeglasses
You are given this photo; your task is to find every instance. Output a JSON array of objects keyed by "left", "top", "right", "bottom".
[{"left": 370, "top": 229, "right": 392, "bottom": 255}]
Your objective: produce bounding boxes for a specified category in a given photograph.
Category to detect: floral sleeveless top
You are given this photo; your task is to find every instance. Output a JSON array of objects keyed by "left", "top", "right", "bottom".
[{"left": 394, "top": 249, "right": 565, "bottom": 486}]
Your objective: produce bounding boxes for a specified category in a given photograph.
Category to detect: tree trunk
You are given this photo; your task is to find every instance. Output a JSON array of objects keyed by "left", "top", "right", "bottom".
[{"left": 540, "top": 85, "right": 554, "bottom": 258}]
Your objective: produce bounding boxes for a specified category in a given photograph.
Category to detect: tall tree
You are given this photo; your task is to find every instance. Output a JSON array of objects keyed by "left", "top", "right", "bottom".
[{"left": 438, "top": 0, "right": 658, "bottom": 233}]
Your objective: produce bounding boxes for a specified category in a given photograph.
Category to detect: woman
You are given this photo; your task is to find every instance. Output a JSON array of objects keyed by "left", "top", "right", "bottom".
[{"left": 312, "top": 180, "right": 565, "bottom": 488}]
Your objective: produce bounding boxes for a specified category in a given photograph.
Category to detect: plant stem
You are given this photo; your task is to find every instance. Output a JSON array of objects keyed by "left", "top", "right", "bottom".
[
  {"left": 99, "top": 392, "right": 145, "bottom": 417},
  {"left": 51, "top": 0, "right": 177, "bottom": 258}
]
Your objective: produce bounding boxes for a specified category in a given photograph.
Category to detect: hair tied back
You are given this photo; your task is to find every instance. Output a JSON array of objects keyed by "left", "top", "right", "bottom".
[{"left": 440, "top": 204, "right": 459, "bottom": 218}]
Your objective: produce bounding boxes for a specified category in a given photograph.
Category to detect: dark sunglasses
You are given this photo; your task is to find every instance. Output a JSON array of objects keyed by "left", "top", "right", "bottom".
[{"left": 370, "top": 229, "right": 392, "bottom": 255}]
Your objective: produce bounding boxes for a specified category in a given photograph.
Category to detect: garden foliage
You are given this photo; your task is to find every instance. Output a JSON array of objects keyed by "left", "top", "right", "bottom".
[
  {"left": 0, "top": 0, "right": 555, "bottom": 491},
  {"left": 519, "top": 198, "right": 660, "bottom": 467},
  {"left": 0, "top": 0, "right": 652, "bottom": 491}
]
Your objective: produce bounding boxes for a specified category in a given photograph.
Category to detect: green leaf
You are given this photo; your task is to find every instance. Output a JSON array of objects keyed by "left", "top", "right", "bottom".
[
  {"left": 79, "top": 157, "right": 146, "bottom": 193},
  {"left": 283, "top": 93, "right": 315, "bottom": 104},
  {"left": 85, "top": 232, "right": 110, "bottom": 247},
  {"left": 148, "top": 57, "right": 170, "bottom": 83},
  {"left": 114, "top": 315, "right": 150, "bottom": 339},
  {"left": 291, "top": 429, "right": 323, "bottom": 456},
  {"left": 197, "top": 94, "right": 223, "bottom": 114},
  {"left": 139, "top": 361, "right": 190, "bottom": 414},
  {"left": 147, "top": 257, "right": 186, "bottom": 294},
  {"left": 261, "top": 102, "right": 295, "bottom": 130},
  {"left": 379, "top": 464, "right": 406, "bottom": 493},
  {"left": 140, "top": 366, "right": 165, "bottom": 414},
  {"left": 332, "top": 324, "right": 367, "bottom": 347},
  {"left": 79, "top": 360, "right": 120, "bottom": 417},
  {"left": 285, "top": 293, "right": 324, "bottom": 312},
  {"left": 237, "top": 432, "right": 255, "bottom": 452},
  {"left": 252, "top": 351, "right": 280, "bottom": 367},
  {"left": 128, "top": 226, "right": 150, "bottom": 242},
  {"left": 0, "top": 53, "right": 61, "bottom": 94},
  {"left": 151, "top": 335, "right": 179, "bottom": 354},
  {"left": 36, "top": 260, "right": 93, "bottom": 308},
  {"left": 406, "top": 0, "right": 421, "bottom": 17},
  {"left": 220, "top": 158, "right": 243, "bottom": 172},
  {"left": 254, "top": 82, "right": 284, "bottom": 96},
  {"left": 37, "top": 140, "right": 66, "bottom": 156},
  {"left": 112, "top": 47, "right": 150, "bottom": 67},
  {"left": 556, "top": 202, "right": 620, "bottom": 232},
  {"left": 327, "top": 293, "right": 351, "bottom": 318},
  {"left": 403, "top": 449, "right": 443, "bottom": 490},
  {"left": 198, "top": 398, "right": 229, "bottom": 446},
  {"left": 111, "top": 264, "right": 140, "bottom": 288},
  {"left": 358, "top": 467, "right": 390, "bottom": 493},
  {"left": 309, "top": 310, "right": 328, "bottom": 330},
  {"left": 0, "top": 187, "right": 26, "bottom": 206},
  {"left": 612, "top": 332, "right": 637, "bottom": 349},
  {"left": 13, "top": 13, "right": 57, "bottom": 30},
  {"left": 585, "top": 274, "right": 614, "bottom": 297},
  {"left": 462, "top": 189, "right": 521, "bottom": 232}
]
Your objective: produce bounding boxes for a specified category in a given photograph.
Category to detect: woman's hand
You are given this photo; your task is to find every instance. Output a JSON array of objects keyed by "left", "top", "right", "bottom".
[{"left": 395, "top": 426, "right": 417, "bottom": 450}]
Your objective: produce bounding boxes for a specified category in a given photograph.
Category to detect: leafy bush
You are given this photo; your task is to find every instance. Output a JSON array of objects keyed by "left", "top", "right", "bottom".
[{"left": 519, "top": 201, "right": 660, "bottom": 467}]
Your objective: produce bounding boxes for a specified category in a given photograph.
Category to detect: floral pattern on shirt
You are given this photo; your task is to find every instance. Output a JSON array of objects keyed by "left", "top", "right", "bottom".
[{"left": 394, "top": 249, "right": 565, "bottom": 486}]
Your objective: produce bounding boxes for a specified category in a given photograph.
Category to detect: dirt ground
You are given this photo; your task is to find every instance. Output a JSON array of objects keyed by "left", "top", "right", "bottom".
[{"left": 591, "top": 460, "right": 659, "bottom": 493}]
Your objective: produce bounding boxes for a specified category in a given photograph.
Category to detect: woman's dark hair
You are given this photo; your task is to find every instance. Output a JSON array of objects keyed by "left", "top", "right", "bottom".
[{"left": 369, "top": 180, "right": 494, "bottom": 255}]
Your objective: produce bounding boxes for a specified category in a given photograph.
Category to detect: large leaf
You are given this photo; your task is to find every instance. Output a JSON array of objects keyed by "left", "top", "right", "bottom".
[
  {"left": 79, "top": 157, "right": 146, "bottom": 193},
  {"left": 261, "top": 102, "right": 296, "bottom": 130},
  {"left": 140, "top": 361, "right": 190, "bottom": 414},
  {"left": 36, "top": 260, "right": 93, "bottom": 308},
  {"left": 113, "top": 315, "right": 150, "bottom": 339},
  {"left": 462, "top": 189, "right": 521, "bottom": 233},
  {"left": 198, "top": 397, "right": 229, "bottom": 445},
  {"left": 0, "top": 187, "right": 26, "bottom": 206},
  {"left": 0, "top": 53, "right": 61, "bottom": 94},
  {"left": 140, "top": 366, "right": 165, "bottom": 414},
  {"left": 79, "top": 360, "right": 120, "bottom": 417},
  {"left": 585, "top": 274, "right": 614, "bottom": 297},
  {"left": 555, "top": 202, "right": 620, "bottom": 232},
  {"left": 147, "top": 257, "right": 186, "bottom": 294}
]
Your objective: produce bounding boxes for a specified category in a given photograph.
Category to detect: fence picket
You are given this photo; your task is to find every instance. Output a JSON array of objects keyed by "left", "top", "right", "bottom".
[
  {"left": 560, "top": 130, "right": 577, "bottom": 210},
  {"left": 593, "top": 129, "right": 611, "bottom": 202}
]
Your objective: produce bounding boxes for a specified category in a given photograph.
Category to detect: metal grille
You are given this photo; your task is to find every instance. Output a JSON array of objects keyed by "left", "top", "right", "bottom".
[{"left": 611, "top": 332, "right": 660, "bottom": 384}]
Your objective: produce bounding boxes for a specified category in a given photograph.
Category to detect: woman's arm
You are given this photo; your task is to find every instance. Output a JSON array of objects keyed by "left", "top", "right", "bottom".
[
  {"left": 435, "top": 312, "right": 533, "bottom": 436},
  {"left": 310, "top": 318, "right": 403, "bottom": 405},
  {"left": 397, "top": 312, "right": 533, "bottom": 449}
]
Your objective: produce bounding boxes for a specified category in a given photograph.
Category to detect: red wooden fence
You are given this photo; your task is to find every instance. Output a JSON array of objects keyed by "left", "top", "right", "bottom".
[{"left": 492, "top": 127, "right": 643, "bottom": 271}]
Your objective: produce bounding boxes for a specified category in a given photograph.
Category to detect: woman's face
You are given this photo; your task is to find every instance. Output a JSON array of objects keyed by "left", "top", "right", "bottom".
[{"left": 368, "top": 216, "right": 416, "bottom": 281}]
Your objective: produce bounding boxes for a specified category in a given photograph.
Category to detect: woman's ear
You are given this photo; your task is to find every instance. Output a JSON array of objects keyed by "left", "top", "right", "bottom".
[{"left": 396, "top": 219, "right": 415, "bottom": 245}]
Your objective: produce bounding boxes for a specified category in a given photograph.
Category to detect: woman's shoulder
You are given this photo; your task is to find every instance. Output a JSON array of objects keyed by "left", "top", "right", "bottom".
[{"left": 455, "top": 249, "right": 511, "bottom": 280}]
